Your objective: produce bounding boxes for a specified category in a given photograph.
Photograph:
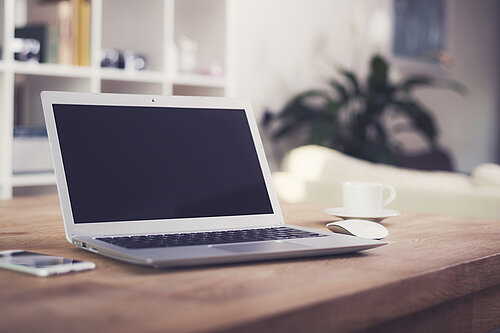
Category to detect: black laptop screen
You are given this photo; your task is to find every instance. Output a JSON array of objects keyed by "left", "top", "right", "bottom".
[{"left": 53, "top": 104, "right": 273, "bottom": 223}]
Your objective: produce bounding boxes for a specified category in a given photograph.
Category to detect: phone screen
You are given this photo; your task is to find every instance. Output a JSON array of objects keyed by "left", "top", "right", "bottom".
[{"left": 0, "top": 251, "right": 83, "bottom": 268}]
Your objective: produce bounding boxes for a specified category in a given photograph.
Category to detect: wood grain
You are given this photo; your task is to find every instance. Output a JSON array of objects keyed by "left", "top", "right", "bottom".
[{"left": 0, "top": 195, "right": 499, "bottom": 333}]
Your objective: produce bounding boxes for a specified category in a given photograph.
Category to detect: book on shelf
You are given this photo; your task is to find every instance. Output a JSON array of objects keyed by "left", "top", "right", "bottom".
[
  {"left": 77, "top": 0, "right": 91, "bottom": 66},
  {"left": 57, "top": 0, "right": 90, "bottom": 66},
  {"left": 57, "top": 0, "right": 72, "bottom": 65}
]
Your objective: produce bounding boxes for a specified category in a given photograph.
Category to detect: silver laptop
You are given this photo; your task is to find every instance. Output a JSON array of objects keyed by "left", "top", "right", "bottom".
[{"left": 41, "top": 91, "right": 385, "bottom": 268}]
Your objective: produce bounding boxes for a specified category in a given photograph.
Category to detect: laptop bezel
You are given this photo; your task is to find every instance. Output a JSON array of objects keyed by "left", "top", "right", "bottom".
[{"left": 41, "top": 91, "right": 284, "bottom": 242}]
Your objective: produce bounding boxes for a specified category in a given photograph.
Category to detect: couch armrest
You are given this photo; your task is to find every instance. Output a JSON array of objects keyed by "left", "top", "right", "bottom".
[{"left": 472, "top": 163, "right": 500, "bottom": 187}]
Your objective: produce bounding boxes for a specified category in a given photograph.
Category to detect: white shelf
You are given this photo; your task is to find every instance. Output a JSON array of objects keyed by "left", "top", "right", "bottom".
[
  {"left": 173, "top": 73, "right": 226, "bottom": 88},
  {"left": 100, "top": 68, "right": 164, "bottom": 83},
  {"left": 0, "top": 0, "right": 234, "bottom": 197},
  {"left": 13, "top": 62, "right": 93, "bottom": 79},
  {"left": 12, "top": 173, "right": 57, "bottom": 187}
]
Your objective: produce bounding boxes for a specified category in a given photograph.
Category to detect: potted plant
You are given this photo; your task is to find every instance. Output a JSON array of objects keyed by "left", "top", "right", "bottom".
[{"left": 264, "top": 54, "right": 465, "bottom": 166}]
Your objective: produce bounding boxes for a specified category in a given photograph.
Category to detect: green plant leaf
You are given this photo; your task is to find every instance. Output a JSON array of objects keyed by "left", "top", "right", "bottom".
[
  {"left": 278, "top": 98, "right": 312, "bottom": 119},
  {"left": 272, "top": 119, "right": 305, "bottom": 140},
  {"left": 273, "top": 88, "right": 339, "bottom": 141},
  {"left": 373, "top": 121, "right": 388, "bottom": 144},
  {"left": 260, "top": 110, "right": 275, "bottom": 128},
  {"left": 368, "top": 54, "right": 389, "bottom": 93},
  {"left": 358, "top": 139, "right": 399, "bottom": 165},
  {"left": 392, "top": 100, "right": 438, "bottom": 144},
  {"left": 309, "top": 119, "right": 333, "bottom": 145},
  {"left": 396, "top": 75, "right": 467, "bottom": 95},
  {"left": 329, "top": 80, "right": 349, "bottom": 103},
  {"left": 338, "top": 69, "right": 361, "bottom": 95},
  {"left": 294, "top": 89, "right": 334, "bottom": 102},
  {"left": 444, "top": 80, "right": 468, "bottom": 95},
  {"left": 277, "top": 89, "right": 332, "bottom": 119},
  {"left": 326, "top": 101, "right": 341, "bottom": 117}
]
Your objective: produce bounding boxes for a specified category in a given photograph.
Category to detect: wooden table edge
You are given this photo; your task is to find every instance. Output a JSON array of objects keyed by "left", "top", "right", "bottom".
[{"left": 211, "top": 252, "right": 500, "bottom": 332}]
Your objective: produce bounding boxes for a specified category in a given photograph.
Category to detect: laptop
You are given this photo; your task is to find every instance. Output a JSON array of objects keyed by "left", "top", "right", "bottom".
[{"left": 41, "top": 91, "right": 385, "bottom": 268}]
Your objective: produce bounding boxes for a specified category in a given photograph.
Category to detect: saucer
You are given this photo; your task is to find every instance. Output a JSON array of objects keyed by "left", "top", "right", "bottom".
[{"left": 323, "top": 207, "right": 401, "bottom": 219}]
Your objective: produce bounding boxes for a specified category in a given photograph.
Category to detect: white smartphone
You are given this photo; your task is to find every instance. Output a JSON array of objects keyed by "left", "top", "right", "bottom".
[{"left": 0, "top": 250, "right": 95, "bottom": 277}]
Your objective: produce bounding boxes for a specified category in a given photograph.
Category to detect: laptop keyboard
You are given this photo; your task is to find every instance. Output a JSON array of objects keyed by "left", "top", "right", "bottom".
[{"left": 96, "top": 227, "right": 326, "bottom": 249}]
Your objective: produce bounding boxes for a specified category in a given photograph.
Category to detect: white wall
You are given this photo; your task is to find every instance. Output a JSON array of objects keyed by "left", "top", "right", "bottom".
[
  {"left": 414, "top": 0, "right": 500, "bottom": 172},
  {"left": 232, "top": 0, "right": 500, "bottom": 173}
]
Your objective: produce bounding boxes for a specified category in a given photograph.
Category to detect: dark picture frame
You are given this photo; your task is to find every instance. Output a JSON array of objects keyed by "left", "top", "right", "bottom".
[{"left": 392, "top": 0, "right": 447, "bottom": 65}]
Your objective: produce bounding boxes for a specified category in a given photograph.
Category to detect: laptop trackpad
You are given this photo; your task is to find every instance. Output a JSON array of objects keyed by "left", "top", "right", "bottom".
[{"left": 214, "top": 241, "right": 308, "bottom": 253}]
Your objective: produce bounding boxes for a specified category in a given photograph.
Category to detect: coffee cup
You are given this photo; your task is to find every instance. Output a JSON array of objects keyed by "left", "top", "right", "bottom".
[{"left": 342, "top": 181, "right": 396, "bottom": 216}]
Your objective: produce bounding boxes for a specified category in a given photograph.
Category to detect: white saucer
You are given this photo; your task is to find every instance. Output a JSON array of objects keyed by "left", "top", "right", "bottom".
[{"left": 323, "top": 207, "right": 401, "bottom": 219}]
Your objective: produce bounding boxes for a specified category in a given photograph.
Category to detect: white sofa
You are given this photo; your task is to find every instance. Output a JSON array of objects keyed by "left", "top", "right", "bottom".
[{"left": 272, "top": 145, "right": 500, "bottom": 219}]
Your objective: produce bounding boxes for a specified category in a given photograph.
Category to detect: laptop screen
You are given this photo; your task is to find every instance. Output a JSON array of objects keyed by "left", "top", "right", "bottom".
[{"left": 53, "top": 104, "right": 273, "bottom": 223}]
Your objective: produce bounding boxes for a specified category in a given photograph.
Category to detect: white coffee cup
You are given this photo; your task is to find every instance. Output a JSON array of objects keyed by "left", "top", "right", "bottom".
[{"left": 342, "top": 181, "right": 396, "bottom": 216}]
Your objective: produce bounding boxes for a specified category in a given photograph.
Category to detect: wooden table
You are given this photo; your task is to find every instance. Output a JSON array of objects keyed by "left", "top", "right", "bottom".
[{"left": 1, "top": 195, "right": 499, "bottom": 333}]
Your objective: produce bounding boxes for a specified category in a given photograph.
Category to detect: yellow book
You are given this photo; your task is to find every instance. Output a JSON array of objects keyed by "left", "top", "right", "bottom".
[
  {"left": 71, "top": 0, "right": 79, "bottom": 65},
  {"left": 78, "top": 0, "right": 91, "bottom": 66},
  {"left": 57, "top": 0, "right": 74, "bottom": 65}
]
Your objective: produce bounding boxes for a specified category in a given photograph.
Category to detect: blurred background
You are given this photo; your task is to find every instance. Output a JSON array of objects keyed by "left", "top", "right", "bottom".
[
  {"left": 0, "top": 0, "right": 499, "bottom": 198},
  {"left": 232, "top": 0, "right": 500, "bottom": 174}
]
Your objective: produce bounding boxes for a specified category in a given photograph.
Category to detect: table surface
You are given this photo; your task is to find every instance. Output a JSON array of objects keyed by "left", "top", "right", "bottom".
[{"left": 1, "top": 195, "right": 500, "bottom": 333}]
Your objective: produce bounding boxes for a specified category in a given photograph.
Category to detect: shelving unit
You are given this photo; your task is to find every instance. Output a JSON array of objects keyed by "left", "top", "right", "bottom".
[
  {"left": 0, "top": 0, "right": 236, "bottom": 199},
  {"left": 12, "top": 173, "right": 57, "bottom": 187}
]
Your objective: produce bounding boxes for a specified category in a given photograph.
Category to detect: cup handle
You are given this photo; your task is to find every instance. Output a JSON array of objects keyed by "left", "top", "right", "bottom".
[{"left": 382, "top": 185, "right": 396, "bottom": 207}]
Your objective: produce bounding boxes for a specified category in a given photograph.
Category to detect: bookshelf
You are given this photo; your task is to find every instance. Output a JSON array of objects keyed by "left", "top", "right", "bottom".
[{"left": 0, "top": 0, "right": 236, "bottom": 199}]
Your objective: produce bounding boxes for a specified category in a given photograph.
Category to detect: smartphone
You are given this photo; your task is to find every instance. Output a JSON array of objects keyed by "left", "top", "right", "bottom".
[{"left": 0, "top": 250, "right": 95, "bottom": 277}]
